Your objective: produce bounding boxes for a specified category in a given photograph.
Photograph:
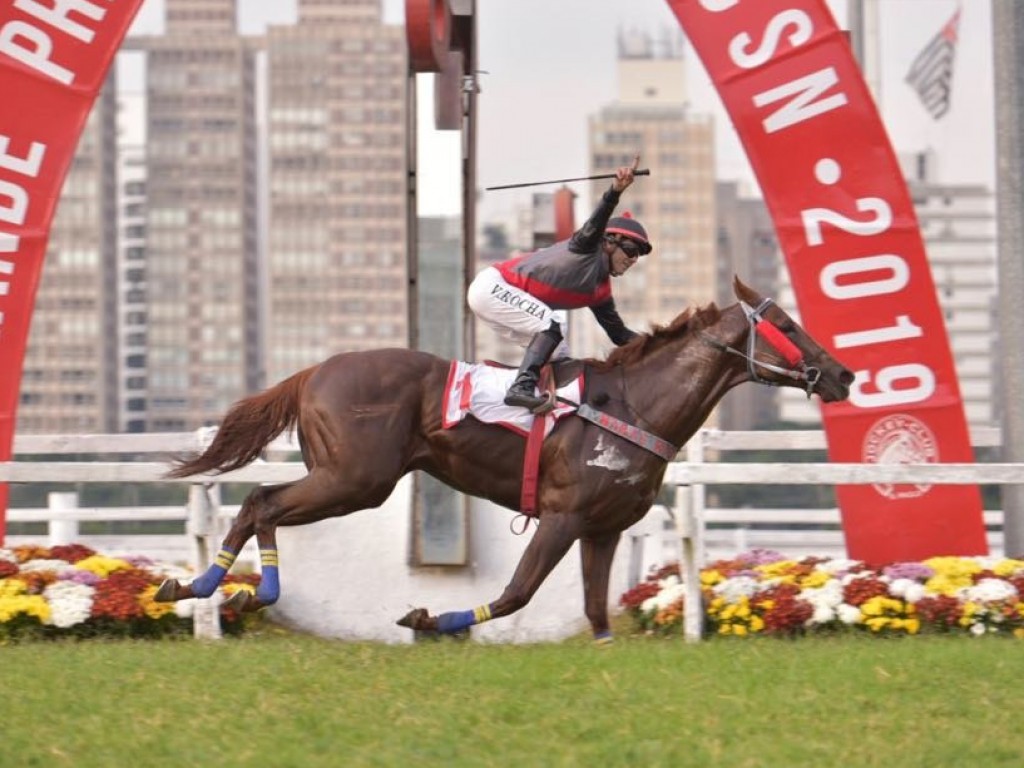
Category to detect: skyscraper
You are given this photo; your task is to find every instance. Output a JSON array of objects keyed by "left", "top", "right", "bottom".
[
  {"left": 578, "top": 30, "right": 717, "bottom": 360},
  {"left": 143, "top": 0, "right": 260, "bottom": 430},
  {"left": 263, "top": 0, "right": 408, "bottom": 385}
]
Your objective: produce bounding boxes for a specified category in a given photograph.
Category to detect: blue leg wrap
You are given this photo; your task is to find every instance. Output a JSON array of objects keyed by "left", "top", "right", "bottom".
[
  {"left": 190, "top": 565, "right": 227, "bottom": 598},
  {"left": 436, "top": 610, "right": 476, "bottom": 634},
  {"left": 255, "top": 565, "right": 280, "bottom": 604},
  {"left": 190, "top": 547, "right": 237, "bottom": 598},
  {"left": 435, "top": 604, "right": 493, "bottom": 634},
  {"left": 593, "top": 630, "right": 614, "bottom": 646}
]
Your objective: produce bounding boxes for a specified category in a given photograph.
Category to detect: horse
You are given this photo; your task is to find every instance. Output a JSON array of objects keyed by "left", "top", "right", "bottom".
[{"left": 155, "top": 277, "right": 854, "bottom": 642}]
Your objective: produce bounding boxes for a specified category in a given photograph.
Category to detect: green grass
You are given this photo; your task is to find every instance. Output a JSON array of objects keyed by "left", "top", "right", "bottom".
[{"left": 2, "top": 628, "right": 1022, "bottom": 767}]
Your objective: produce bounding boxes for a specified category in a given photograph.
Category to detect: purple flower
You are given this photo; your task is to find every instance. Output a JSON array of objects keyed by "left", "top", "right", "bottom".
[
  {"left": 59, "top": 570, "right": 101, "bottom": 586},
  {"left": 883, "top": 562, "right": 934, "bottom": 581},
  {"left": 739, "top": 549, "right": 787, "bottom": 567}
]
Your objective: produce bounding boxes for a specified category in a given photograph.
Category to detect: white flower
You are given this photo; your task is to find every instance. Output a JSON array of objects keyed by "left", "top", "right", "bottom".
[
  {"left": 964, "top": 578, "right": 1018, "bottom": 604},
  {"left": 800, "top": 579, "right": 843, "bottom": 609},
  {"left": 653, "top": 582, "right": 686, "bottom": 610},
  {"left": 0, "top": 548, "right": 16, "bottom": 564},
  {"left": 888, "top": 578, "right": 924, "bottom": 600},
  {"left": 808, "top": 605, "right": 836, "bottom": 625},
  {"left": 837, "top": 604, "right": 861, "bottom": 624},
  {"left": 21, "top": 559, "right": 75, "bottom": 574},
  {"left": 712, "top": 576, "right": 761, "bottom": 603},
  {"left": 970, "top": 623, "right": 987, "bottom": 637},
  {"left": 43, "top": 581, "right": 95, "bottom": 628},
  {"left": 817, "top": 559, "right": 863, "bottom": 575},
  {"left": 657, "top": 574, "right": 680, "bottom": 589},
  {"left": 902, "top": 583, "right": 926, "bottom": 604}
]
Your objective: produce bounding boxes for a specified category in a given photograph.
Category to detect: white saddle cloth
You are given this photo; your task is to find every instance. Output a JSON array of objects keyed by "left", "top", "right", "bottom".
[{"left": 442, "top": 360, "right": 582, "bottom": 437}]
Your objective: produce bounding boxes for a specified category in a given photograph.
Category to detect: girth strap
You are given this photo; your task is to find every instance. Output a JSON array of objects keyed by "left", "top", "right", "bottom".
[{"left": 576, "top": 403, "right": 678, "bottom": 461}]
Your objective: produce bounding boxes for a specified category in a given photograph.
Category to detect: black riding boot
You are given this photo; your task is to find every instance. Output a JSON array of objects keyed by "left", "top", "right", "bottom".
[{"left": 504, "top": 326, "right": 562, "bottom": 411}]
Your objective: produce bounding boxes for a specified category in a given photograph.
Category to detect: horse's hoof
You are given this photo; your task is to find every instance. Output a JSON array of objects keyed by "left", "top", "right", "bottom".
[
  {"left": 155, "top": 579, "right": 180, "bottom": 603},
  {"left": 396, "top": 607, "right": 432, "bottom": 630},
  {"left": 222, "top": 589, "right": 252, "bottom": 613}
]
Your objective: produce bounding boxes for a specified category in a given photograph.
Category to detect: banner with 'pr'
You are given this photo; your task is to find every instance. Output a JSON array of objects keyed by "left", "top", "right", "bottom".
[
  {"left": 0, "top": 1, "right": 145, "bottom": 543},
  {"left": 665, "top": 0, "right": 986, "bottom": 563}
]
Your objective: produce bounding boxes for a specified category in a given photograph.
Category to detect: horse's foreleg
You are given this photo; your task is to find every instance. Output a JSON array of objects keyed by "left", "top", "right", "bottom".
[
  {"left": 580, "top": 532, "right": 622, "bottom": 645},
  {"left": 397, "top": 511, "right": 582, "bottom": 635},
  {"left": 154, "top": 503, "right": 256, "bottom": 603}
]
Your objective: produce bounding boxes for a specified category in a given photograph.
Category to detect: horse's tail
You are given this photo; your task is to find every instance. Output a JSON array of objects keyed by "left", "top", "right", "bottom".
[{"left": 165, "top": 367, "right": 316, "bottom": 479}]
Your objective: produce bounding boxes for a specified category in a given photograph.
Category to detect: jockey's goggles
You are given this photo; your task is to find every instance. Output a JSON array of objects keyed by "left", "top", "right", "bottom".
[{"left": 606, "top": 235, "right": 643, "bottom": 259}]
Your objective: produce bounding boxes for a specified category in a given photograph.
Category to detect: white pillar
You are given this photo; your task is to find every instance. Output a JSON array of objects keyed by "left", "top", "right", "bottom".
[
  {"left": 187, "top": 483, "right": 223, "bottom": 640},
  {"left": 47, "top": 492, "right": 79, "bottom": 546}
]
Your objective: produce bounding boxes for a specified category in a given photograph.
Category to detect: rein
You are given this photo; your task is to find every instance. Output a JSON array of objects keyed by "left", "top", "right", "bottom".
[{"left": 701, "top": 298, "right": 821, "bottom": 397}]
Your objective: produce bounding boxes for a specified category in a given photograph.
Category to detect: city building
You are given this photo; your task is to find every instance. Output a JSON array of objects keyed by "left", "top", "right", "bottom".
[
  {"left": 141, "top": 0, "right": 261, "bottom": 430},
  {"left": 263, "top": 0, "right": 408, "bottom": 385},
  {"left": 578, "top": 30, "right": 717, "bottom": 364}
]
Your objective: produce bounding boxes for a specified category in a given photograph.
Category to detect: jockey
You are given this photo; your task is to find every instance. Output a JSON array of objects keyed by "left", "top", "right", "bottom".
[{"left": 468, "top": 155, "right": 651, "bottom": 412}]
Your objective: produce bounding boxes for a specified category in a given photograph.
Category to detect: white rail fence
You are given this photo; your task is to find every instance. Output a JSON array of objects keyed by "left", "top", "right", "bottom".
[{"left": 1, "top": 427, "right": 1019, "bottom": 642}]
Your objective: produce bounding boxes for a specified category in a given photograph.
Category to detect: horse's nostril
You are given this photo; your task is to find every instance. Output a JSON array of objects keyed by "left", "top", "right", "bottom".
[{"left": 840, "top": 369, "right": 855, "bottom": 386}]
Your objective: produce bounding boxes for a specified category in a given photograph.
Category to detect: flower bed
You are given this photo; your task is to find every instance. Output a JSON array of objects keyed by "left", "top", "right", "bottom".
[
  {"left": 620, "top": 549, "right": 1024, "bottom": 638},
  {"left": 0, "top": 544, "right": 259, "bottom": 642}
]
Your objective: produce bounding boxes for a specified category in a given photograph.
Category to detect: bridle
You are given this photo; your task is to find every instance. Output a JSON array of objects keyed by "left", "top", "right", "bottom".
[{"left": 701, "top": 298, "right": 822, "bottom": 397}]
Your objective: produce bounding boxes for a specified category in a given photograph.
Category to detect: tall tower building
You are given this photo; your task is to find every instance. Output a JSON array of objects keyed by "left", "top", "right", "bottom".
[
  {"left": 142, "top": 0, "right": 260, "bottom": 430},
  {"left": 578, "top": 30, "right": 716, "bottom": 360},
  {"left": 16, "top": 76, "right": 119, "bottom": 434},
  {"left": 263, "top": 0, "right": 408, "bottom": 385}
]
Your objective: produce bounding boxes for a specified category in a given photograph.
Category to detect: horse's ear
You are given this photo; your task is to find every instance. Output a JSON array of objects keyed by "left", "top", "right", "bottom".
[{"left": 732, "top": 275, "right": 760, "bottom": 304}]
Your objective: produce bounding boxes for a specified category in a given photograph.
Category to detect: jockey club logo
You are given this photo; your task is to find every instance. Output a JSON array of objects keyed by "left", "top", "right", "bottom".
[{"left": 862, "top": 413, "right": 940, "bottom": 500}]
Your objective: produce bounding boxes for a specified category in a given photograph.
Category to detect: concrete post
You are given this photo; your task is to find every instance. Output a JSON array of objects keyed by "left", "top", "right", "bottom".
[
  {"left": 992, "top": 1, "right": 1024, "bottom": 557},
  {"left": 47, "top": 492, "right": 79, "bottom": 546}
]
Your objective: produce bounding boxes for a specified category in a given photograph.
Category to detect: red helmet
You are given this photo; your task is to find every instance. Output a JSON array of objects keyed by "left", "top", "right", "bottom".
[{"left": 605, "top": 211, "right": 652, "bottom": 255}]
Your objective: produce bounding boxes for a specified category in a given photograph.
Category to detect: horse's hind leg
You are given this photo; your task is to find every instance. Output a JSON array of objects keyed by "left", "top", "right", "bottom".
[
  {"left": 398, "top": 511, "right": 583, "bottom": 636},
  {"left": 155, "top": 496, "right": 259, "bottom": 603},
  {"left": 227, "top": 468, "right": 399, "bottom": 612}
]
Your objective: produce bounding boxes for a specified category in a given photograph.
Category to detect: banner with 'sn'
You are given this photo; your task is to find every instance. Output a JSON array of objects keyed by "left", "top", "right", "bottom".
[
  {"left": 0, "top": 0, "right": 145, "bottom": 544},
  {"left": 665, "top": 0, "right": 986, "bottom": 563}
]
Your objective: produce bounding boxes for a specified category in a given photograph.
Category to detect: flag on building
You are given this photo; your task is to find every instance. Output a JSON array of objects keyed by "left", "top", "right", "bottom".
[{"left": 905, "top": 8, "right": 960, "bottom": 119}]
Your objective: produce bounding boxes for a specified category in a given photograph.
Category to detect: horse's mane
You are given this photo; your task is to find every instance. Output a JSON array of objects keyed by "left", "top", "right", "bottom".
[{"left": 588, "top": 301, "right": 722, "bottom": 371}]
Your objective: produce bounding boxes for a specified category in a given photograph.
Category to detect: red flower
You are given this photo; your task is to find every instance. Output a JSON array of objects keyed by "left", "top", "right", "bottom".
[
  {"left": 49, "top": 544, "right": 96, "bottom": 564},
  {"left": 842, "top": 577, "right": 889, "bottom": 606},
  {"left": 0, "top": 560, "right": 18, "bottom": 579},
  {"left": 757, "top": 584, "right": 813, "bottom": 635},
  {"left": 90, "top": 569, "right": 155, "bottom": 621},
  {"left": 914, "top": 595, "right": 962, "bottom": 629}
]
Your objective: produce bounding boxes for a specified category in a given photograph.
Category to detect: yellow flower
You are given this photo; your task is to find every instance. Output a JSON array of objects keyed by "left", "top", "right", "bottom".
[
  {"left": 138, "top": 585, "right": 176, "bottom": 620},
  {"left": 799, "top": 571, "right": 832, "bottom": 589},
  {"left": 718, "top": 624, "right": 732, "bottom": 635},
  {"left": 750, "top": 615, "right": 765, "bottom": 632},
  {"left": 701, "top": 570, "right": 723, "bottom": 586},
  {"left": 905, "top": 618, "right": 921, "bottom": 635},
  {"left": 75, "top": 555, "right": 132, "bottom": 578},
  {"left": 993, "top": 559, "right": 1024, "bottom": 578},
  {"left": 733, "top": 624, "right": 748, "bottom": 637},
  {"left": 755, "top": 560, "right": 799, "bottom": 577},
  {"left": 0, "top": 594, "right": 50, "bottom": 624},
  {"left": 1013, "top": 628, "right": 1024, "bottom": 640},
  {"left": 865, "top": 617, "right": 887, "bottom": 632},
  {"left": 0, "top": 579, "right": 27, "bottom": 598}
]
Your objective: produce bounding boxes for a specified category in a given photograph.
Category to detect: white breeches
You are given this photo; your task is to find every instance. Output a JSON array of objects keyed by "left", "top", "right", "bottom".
[{"left": 467, "top": 267, "right": 570, "bottom": 357}]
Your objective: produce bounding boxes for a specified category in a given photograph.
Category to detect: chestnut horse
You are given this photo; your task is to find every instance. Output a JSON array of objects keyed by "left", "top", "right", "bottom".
[{"left": 155, "top": 277, "right": 853, "bottom": 642}]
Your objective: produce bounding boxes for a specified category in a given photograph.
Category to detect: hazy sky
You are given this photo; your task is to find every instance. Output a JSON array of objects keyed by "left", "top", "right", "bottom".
[{"left": 127, "top": 0, "right": 993, "bottom": 224}]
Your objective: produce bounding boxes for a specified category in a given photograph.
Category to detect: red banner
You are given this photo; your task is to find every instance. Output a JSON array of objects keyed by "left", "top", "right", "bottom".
[
  {"left": 0, "top": 0, "right": 144, "bottom": 543},
  {"left": 666, "top": 0, "right": 987, "bottom": 563}
]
